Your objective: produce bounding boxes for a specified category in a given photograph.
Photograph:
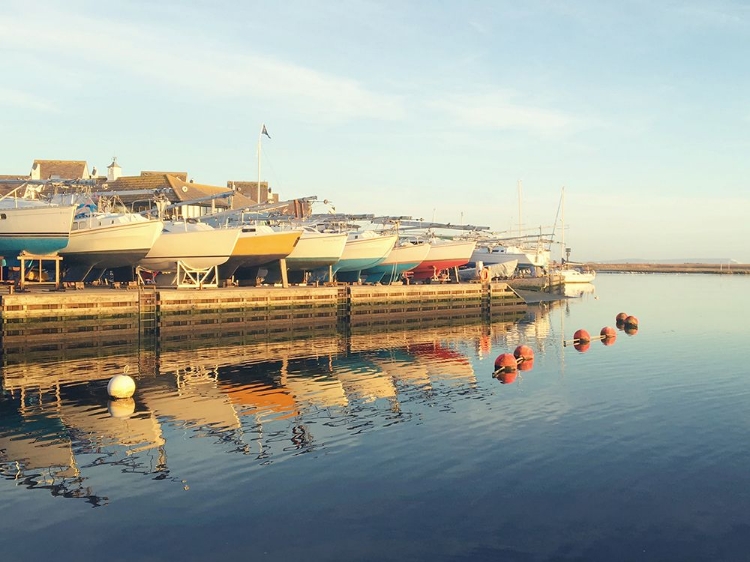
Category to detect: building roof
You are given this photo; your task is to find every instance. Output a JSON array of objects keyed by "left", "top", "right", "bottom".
[
  {"left": 229, "top": 191, "right": 258, "bottom": 208},
  {"left": 166, "top": 175, "right": 232, "bottom": 207},
  {"left": 103, "top": 173, "right": 230, "bottom": 208},
  {"left": 33, "top": 160, "right": 88, "bottom": 180},
  {"left": 107, "top": 174, "right": 171, "bottom": 191},
  {"left": 142, "top": 171, "right": 188, "bottom": 181}
]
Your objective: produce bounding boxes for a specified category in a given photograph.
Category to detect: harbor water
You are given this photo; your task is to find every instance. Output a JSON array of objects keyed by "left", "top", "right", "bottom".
[{"left": 2, "top": 273, "right": 750, "bottom": 561}]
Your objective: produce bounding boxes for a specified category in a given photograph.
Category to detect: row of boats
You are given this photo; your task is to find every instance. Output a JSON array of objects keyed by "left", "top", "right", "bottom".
[{"left": 0, "top": 187, "right": 576, "bottom": 285}]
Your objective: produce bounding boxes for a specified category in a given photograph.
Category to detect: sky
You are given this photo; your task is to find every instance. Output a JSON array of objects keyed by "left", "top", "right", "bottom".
[{"left": 1, "top": 0, "right": 749, "bottom": 262}]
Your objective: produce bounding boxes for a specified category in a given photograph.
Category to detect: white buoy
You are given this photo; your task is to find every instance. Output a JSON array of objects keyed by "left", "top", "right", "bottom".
[
  {"left": 108, "top": 398, "right": 135, "bottom": 418},
  {"left": 108, "top": 374, "right": 136, "bottom": 399}
]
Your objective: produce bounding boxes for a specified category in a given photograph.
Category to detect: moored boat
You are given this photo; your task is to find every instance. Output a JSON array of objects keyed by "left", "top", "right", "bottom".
[
  {"left": 557, "top": 266, "right": 596, "bottom": 284},
  {"left": 470, "top": 242, "right": 550, "bottom": 270}
]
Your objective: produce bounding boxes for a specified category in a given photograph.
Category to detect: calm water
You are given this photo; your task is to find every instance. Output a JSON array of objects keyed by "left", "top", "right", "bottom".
[{"left": 2, "top": 274, "right": 750, "bottom": 562}]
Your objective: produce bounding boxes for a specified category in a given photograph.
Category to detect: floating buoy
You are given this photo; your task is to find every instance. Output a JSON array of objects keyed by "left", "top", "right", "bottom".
[
  {"left": 496, "top": 370, "right": 518, "bottom": 384},
  {"left": 573, "top": 329, "right": 591, "bottom": 343},
  {"left": 518, "top": 358, "right": 534, "bottom": 372},
  {"left": 574, "top": 341, "right": 591, "bottom": 353},
  {"left": 624, "top": 326, "right": 638, "bottom": 336},
  {"left": 108, "top": 398, "right": 135, "bottom": 418},
  {"left": 616, "top": 312, "right": 628, "bottom": 323},
  {"left": 600, "top": 326, "right": 617, "bottom": 346},
  {"left": 624, "top": 315, "right": 638, "bottom": 327},
  {"left": 513, "top": 345, "right": 535, "bottom": 362},
  {"left": 494, "top": 353, "right": 518, "bottom": 371},
  {"left": 108, "top": 374, "right": 136, "bottom": 399}
]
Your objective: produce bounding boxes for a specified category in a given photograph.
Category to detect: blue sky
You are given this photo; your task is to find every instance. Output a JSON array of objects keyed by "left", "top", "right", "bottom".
[{"left": 2, "top": 0, "right": 749, "bottom": 261}]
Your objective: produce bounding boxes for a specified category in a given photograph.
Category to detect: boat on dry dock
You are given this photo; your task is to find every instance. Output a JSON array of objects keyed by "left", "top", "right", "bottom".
[
  {"left": 262, "top": 228, "right": 348, "bottom": 284},
  {"left": 323, "top": 231, "right": 398, "bottom": 283},
  {"left": 218, "top": 224, "right": 302, "bottom": 282},
  {"left": 360, "top": 239, "right": 431, "bottom": 284},
  {"left": 409, "top": 239, "right": 477, "bottom": 282},
  {"left": 137, "top": 220, "right": 240, "bottom": 276},
  {"left": 59, "top": 209, "right": 163, "bottom": 281},
  {"left": 0, "top": 186, "right": 77, "bottom": 258}
]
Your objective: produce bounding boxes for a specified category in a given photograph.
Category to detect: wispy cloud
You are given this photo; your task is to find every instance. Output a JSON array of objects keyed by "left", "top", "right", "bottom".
[
  {"left": 427, "top": 92, "right": 587, "bottom": 137},
  {"left": 0, "top": 87, "right": 57, "bottom": 113},
  {"left": 673, "top": 3, "right": 747, "bottom": 27},
  {"left": 0, "top": 5, "right": 405, "bottom": 124}
]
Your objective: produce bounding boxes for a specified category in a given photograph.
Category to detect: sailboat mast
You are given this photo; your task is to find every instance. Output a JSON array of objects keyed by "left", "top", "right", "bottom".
[
  {"left": 517, "top": 179, "right": 523, "bottom": 238},
  {"left": 257, "top": 126, "right": 264, "bottom": 204},
  {"left": 561, "top": 186, "right": 565, "bottom": 262}
]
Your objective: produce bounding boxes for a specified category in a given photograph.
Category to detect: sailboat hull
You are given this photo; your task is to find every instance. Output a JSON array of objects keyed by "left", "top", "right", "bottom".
[
  {"left": 410, "top": 240, "right": 476, "bottom": 280},
  {"left": 0, "top": 204, "right": 76, "bottom": 257}
]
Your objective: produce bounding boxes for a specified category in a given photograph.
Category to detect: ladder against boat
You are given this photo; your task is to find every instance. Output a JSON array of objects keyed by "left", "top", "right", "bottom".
[{"left": 137, "top": 261, "right": 220, "bottom": 289}]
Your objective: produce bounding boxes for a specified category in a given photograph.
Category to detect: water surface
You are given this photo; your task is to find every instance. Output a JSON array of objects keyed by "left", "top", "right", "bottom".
[{"left": 2, "top": 274, "right": 750, "bottom": 561}]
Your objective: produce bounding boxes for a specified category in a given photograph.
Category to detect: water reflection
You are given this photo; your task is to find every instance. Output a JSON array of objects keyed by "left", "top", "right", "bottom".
[{"left": 2, "top": 308, "right": 570, "bottom": 504}]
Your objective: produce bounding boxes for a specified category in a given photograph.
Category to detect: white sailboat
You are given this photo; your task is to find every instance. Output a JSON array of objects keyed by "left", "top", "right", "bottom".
[
  {"left": 60, "top": 209, "right": 164, "bottom": 280},
  {"left": 0, "top": 186, "right": 76, "bottom": 258},
  {"left": 138, "top": 220, "right": 240, "bottom": 272}
]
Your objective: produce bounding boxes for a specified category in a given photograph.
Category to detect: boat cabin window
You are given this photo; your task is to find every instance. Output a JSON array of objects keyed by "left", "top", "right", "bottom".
[{"left": 0, "top": 213, "right": 6, "bottom": 220}]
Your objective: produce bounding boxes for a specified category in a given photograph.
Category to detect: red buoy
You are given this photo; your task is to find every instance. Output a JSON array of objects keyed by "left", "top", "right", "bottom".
[
  {"left": 518, "top": 358, "right": 535, "bottom": 372},
  {"left": 600, "top": 326, "right": 617, "bottom": 346},
  {"left": 494, "top": 353, "right": 518, "bottom": 371},
  {"left": 624, "top": 326, "right": 638, "bottom": 336},
  {"left": 624, "top": 315, "right": 638, "bottom": 327},
  {"left": 513, "top": 345, "right": 535, "bottom": 362},
  {"left": 573, "top": 329, "right": 591, "bottom": 343},
  {"left": 496, "top": 370, "right": 518, "bottom": 384},
  {"left": 574, "top": 341, "right": 591, "bottom": 353},
  {"left": 616, "top": 312, "right": 628, "bottom": 323}
]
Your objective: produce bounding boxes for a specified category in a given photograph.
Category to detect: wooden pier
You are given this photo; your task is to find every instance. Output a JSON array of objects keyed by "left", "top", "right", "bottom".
[{"left": 0, "top": 282, "right": 527, "bottom": 356}]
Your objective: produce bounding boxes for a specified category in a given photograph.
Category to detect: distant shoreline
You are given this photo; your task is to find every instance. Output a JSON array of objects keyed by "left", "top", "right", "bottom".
[{"left": 585, "top": 263, "right": 750, "bottom": 275}]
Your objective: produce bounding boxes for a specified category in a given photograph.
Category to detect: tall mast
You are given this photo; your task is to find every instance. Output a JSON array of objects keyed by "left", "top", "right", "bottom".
[
  {"left": 561, "top": 186, "right": 565, "bottom": 262},
  {"left": 257, "top": 125, "right": 264, "bottom": 204},
  {"left": 517, "top": 179, "right": 523, "bottom": 238}
]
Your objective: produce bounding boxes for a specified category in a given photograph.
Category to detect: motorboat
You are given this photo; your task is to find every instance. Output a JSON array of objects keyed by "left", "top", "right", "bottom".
[
  {"left": 558, "top": 266, "right": 596, "bottom": 284},
  {"left": 470, "top": 242, "right": 550, "bottom": 270}
]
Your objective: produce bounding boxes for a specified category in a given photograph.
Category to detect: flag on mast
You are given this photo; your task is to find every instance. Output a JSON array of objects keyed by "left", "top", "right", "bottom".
[{"left": 261, "top": 124, "right": 271, "bottom": 139}]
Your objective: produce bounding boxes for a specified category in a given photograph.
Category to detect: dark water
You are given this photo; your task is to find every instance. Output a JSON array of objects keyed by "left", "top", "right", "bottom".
[{"left": 2, "top": 274, "right": 750, "bottom": 562}]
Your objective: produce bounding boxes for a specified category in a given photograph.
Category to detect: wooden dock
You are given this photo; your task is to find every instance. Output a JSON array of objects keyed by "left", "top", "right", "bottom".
[{"left": 0, "top": 282, "right": 528, "bottom": 356}]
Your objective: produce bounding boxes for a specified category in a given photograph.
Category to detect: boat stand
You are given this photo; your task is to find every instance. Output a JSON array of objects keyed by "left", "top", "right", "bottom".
[
  {"left": 17, "top": 253, "right": 63, "bottom": 291},
  {"left": 175, "top": 262, "right": 219, "bottom": 289}
]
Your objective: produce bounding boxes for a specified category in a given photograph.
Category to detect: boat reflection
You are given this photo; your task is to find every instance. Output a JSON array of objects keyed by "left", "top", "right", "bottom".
[
  {"left": 563, "top": 282, "right": 596, "bottom": 298},
  {"left": 1, "top": 312, "right": 541, "bottom": 503}
]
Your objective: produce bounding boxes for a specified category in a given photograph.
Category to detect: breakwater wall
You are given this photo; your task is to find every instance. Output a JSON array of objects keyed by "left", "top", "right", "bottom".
[
  {"left": 588, "top": 263, "right": 750, "bottom": 274},
  {"left": 0, "top": 283, "right": 527, "bottom": 356}
]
